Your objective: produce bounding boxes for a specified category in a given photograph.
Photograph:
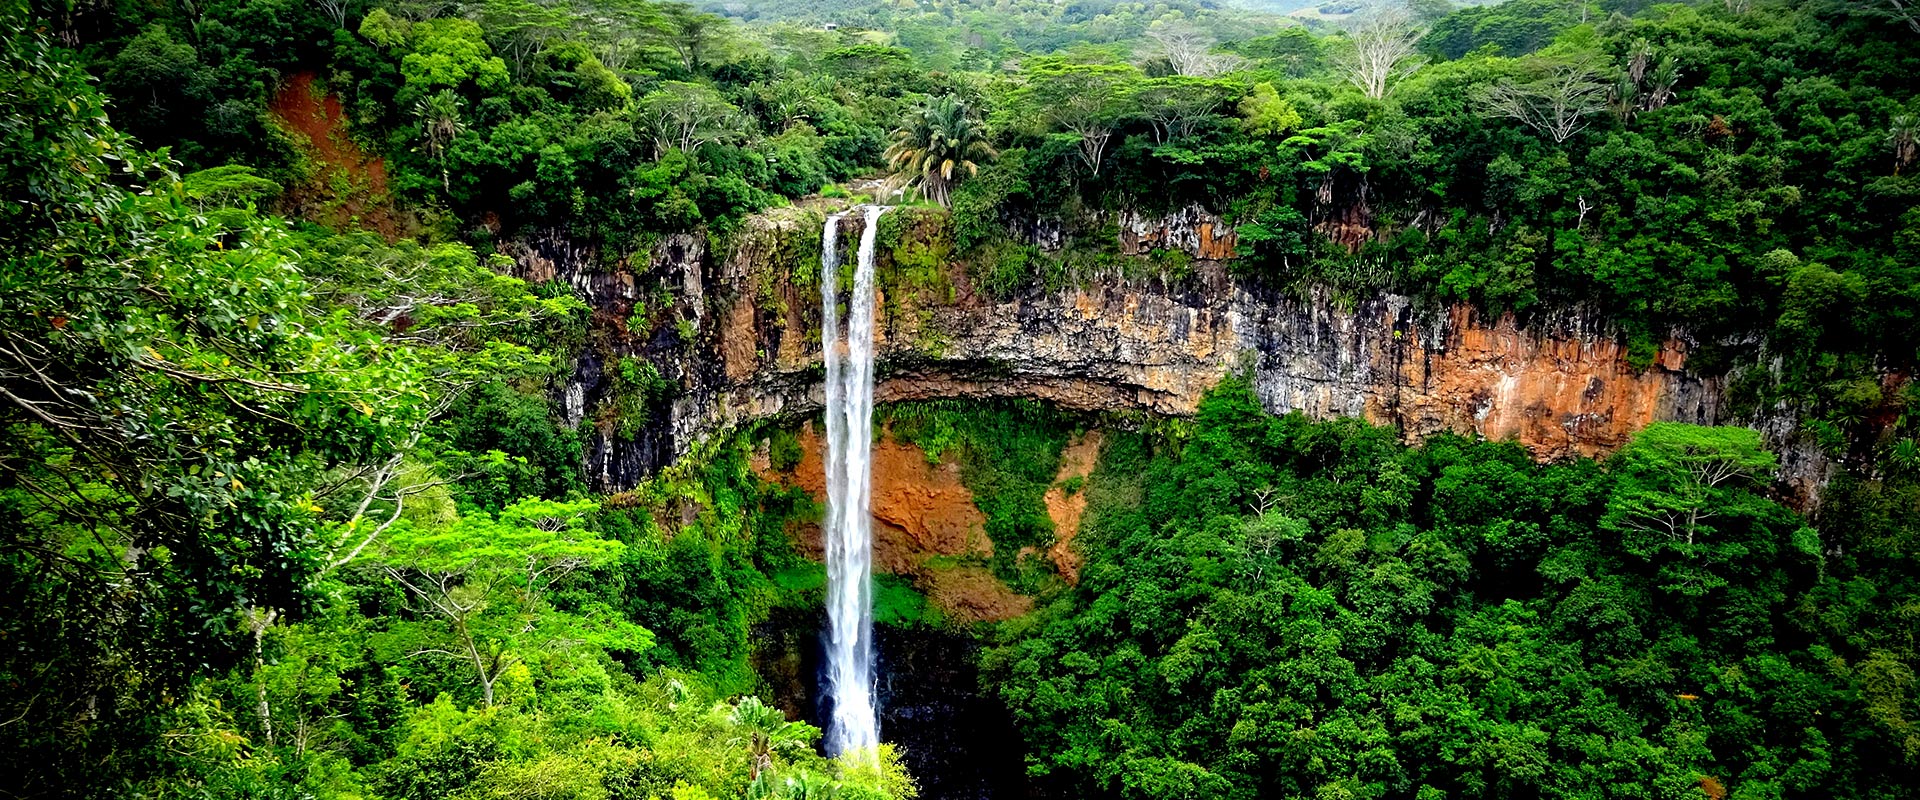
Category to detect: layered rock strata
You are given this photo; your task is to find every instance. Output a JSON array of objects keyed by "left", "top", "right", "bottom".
[{"left": 512, "top": 205, "right": 1827, "bottom": 504}]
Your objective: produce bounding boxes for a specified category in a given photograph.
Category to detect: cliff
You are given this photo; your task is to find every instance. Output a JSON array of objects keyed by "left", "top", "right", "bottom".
[
  {"left": 750, "top": 425, "right": 1035, "bottom": 623},
  {"left": 510, "top": 204, "right": 1830, "bottom": 505}
]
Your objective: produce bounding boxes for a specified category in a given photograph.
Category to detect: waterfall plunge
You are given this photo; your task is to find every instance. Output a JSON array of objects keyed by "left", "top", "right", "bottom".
[{"left": 821, "top": 205, "right": 886, "bottom": 759}]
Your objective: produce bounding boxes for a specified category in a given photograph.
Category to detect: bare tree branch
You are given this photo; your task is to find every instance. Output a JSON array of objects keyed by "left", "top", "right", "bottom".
[
  {"left": 1330, "top": 5, "right": 1427, "bottom": 100},
  {"left": 1479, "top": 61, "right": 1611, "bottom": 144},
  {"left": 1146, "top": 22, "right": 1247, "bottom": 77}
]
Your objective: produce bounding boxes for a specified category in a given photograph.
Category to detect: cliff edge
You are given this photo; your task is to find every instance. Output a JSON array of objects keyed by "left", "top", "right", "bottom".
[{"left": 511, "top": 204, "right": 1828, "bottom": 504}]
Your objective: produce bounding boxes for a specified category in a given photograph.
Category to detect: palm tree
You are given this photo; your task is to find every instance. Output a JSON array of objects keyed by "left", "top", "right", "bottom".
[
  {"left": 884, "top": 94, "right": 997, "bottom": 207},
  {"left": 726, "top": 696, "right": 814, "bottom": 781},
  {"left": 747, "top": 769, "right": 840, "bottom": 800},
  {"left": 413, "top": 89, "right": 465, "bottom": 192}
]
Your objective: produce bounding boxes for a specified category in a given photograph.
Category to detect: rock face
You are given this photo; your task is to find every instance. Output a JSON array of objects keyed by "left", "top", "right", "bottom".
[
  {"left": 752, "top": 425, "right": 1036, "bottom": 623},
  {"left": 515, "top": 204, "right": 1829, "bottom": 504},
  {"left": 766, "top": 425, "right": 990, "bottom": 572},
  {"left": 1042, "top": 431, "right": 1102, "bottom": 584}
]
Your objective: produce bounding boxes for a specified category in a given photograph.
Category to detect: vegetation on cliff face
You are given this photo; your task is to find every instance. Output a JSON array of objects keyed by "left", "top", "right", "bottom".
[
  {"left": 884, "top": 401, "right": 1076, "bottom": 592},
  {"left": 5, "top": 0, "right": 1920, "bottom": 797}
]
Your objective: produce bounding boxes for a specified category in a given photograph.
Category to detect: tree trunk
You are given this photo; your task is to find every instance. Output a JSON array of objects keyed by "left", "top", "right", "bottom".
[{"left": 248, "top": 607, "right": 279, "bottom": 748}]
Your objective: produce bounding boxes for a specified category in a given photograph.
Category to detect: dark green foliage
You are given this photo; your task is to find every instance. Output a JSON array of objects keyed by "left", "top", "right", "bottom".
[
  {"left": 988, "top": 379, "right": 1914, "bottom": 799},
  {"left": 708, "top": 0, "right": 1285, "bottom": 56},
  {"left": 774, "top": 565, "right": 941, "bottom": 627},
  {"left": 603, "top": 356, "right": 677, "bottom": 440},
  {"left": 438, "top": 379, "right": 586, "bottom": 511},
  {"left": 13, "top": 0, "right": 1920, "bottom": 797},
  {"left": 0, "top": 17, "right": 438, "bottom": 792},
  {"left": 767, "top": 426, "right": 805, "bottom": 473},
  {"left": 1421, "top": 0, "right": 1586, "bottom": 59},
  {"left": 950, "top": 148, "right": 1037, "bottom": 252},
  {"left": 609, "top": 527, "right": 769, "bottom": 679},
  {"left": 596, "top": 437, "right": 813, "bottom": 686}
]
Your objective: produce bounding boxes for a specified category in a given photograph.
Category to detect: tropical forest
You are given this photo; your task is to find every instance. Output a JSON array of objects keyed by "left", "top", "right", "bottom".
[{"left": 3, "top": 0, "right": 1919, "bottom": 797}]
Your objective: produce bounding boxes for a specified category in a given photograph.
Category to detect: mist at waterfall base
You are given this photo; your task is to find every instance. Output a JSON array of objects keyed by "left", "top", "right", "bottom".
[{"left": 819, "top": 206, "right": 884, "bottom": 759}]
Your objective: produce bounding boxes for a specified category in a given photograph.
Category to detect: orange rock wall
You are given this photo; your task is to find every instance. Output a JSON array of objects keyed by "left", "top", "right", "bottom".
[
  {"left": 1380, "top": 305, "right": 1704, "bottom": 460},
  {"left": 769, "top": 425, "right": 989, "bottom": 573},
  {"left": 1042, "top": 432, "right": 1102, "bottom": 585},
  {"left": 757, "top": 425, "right": 1033, "bottom": 623}
]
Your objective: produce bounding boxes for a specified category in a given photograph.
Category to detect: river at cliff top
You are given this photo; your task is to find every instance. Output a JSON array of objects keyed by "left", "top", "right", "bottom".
[{"left": 754, "top": 606, "right": 1030, "bottom": 800}]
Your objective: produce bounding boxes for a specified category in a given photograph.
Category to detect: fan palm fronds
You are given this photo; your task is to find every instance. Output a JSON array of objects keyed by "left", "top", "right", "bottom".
[{"left": 884, "top": 94, "right": 997, "bottom": 207}]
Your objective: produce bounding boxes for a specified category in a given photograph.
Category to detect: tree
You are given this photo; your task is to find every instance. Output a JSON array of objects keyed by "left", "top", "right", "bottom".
[
  {"left": 1281, "top": 120, "right": 1374, "bottom": 208},
  {"left": 1893, "top": 0, "right": 1920, "bottom": 32},
  {"left": 576, "top": 0, "right": 665, "bottom": 73},
  {"left": 1479, "top": 61, "right": 1611, "bottom": 144},
  {"left": 725, "top": 696, "right": 816, "bottom": 780},
  {"left": 1893, "top": 113, "right": 1919, "bottom": 174},
  {"left": 1602, "top": 423, "right": 1777, "bottom": 549},
  {"left": 1845, "top": 0, "right": 1920, "bottom": 34},
  {"left": 635, "top": 81, "right": 747, "bottom": 156},
  {"left": 316, "top": 0, "right": 354, "bottom": 28},
  {"left": 393, "top": 0, "right": 460, "bottom": 21},
  {"left": 414, "top": 89, "right": 466, "bottom": 191},
  {"left": 749, "top": 76, "right": 829, "bottom": 133},
  {"left": 1611, "top": 40, "right": 1681, "bottom": 122},
  {"left": 1133, "top": 76, "right": 1232, "bottom": 144},
  {"left": 1015, "top": 62, "right": 1137, "bottom": 177},
  {"left": 100, "top": 24, "right": 200, "bottom": 143},
  {"left": 1145, "top": 21, "right": 1246, "bottom": 77},
  {"left": 1329, "top": 5, "right": 1426, "bottom": 100},
  {"left": 1239, "top": 81, "right": 1303, "bottom": 137},
  {"left": 362, "top": 14, "right": 511, "bottom": 104},
  {"left": 359, "top": 6, "right": 412, "bottom": 48},
  {"left": 1236, "top": 28, "right": 1325, "bottom": 77},
  {"left": 480, "top": 0, "right": 571, "bottom": 77},
  {"left": 410, "top": 19, "right": 511, "bottom": 93},
  {"left": 652, "top": 3, "right": 728, "bottom": 74},
  {"left": 885, "top": 94, "right": 998, "bottom": 206},
  {"left": 373, "top": 499, "right": 638, "bottom": 706},
  {"left": 181, "top": 165, "right": 283, "bottom": 211},
  {"left": 0, "top": 20, "right": 432, "bottom": 792}
]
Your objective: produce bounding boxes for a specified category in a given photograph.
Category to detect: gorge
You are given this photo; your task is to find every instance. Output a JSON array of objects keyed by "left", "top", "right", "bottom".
[
  {"left": 514, "top": 202, "right": 1873, "bottom": 797},
  {"left": 13, "top": 1, "right": 1920, "bottom": 797}
]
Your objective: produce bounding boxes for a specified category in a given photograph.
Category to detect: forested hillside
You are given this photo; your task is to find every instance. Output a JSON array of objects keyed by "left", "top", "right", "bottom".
[
  {"left": 990, "top": 381, "right": 1919, "bottom": 798},
  {"left": 4, "top": 0, "right": 1920, "bottom": 797}
]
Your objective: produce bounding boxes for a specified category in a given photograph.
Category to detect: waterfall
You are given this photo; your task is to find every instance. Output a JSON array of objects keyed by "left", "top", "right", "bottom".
[{"left": 821, "top": 205, "right": 886, "bottom": 759}]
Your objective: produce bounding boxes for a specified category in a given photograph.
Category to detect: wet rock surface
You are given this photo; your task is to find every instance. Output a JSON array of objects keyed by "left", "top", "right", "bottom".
[{"left": 754, "top": 608, "right": 1027, "bottom": 800}]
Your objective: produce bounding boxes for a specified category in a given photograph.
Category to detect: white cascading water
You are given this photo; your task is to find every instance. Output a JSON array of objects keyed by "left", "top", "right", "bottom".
[{"left": 821, "top": 205, "right": 887, "bottom": 759}]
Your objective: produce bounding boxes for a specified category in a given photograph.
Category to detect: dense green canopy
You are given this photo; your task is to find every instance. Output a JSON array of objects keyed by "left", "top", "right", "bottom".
[
  {"left": 987, "top": 380, "right": 1918, "bottom": 799},
  {"left": 4, "top": 0, "right": 1920, "bottom": 797}
]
